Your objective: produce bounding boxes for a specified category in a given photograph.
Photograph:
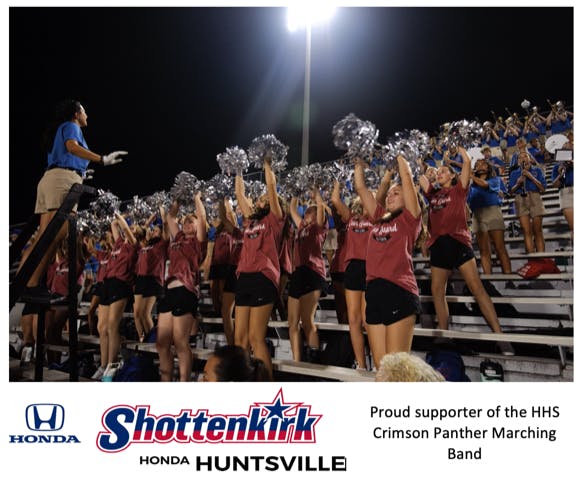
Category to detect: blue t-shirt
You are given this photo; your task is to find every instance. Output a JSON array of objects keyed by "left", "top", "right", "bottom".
[
  {"left": 528, "top": 146, "right": 545, "bottom": 166},
  {"left": 551, "top": 118, "right": 572, "bottom": 134},
  {"left": 47, "top": 121, "right": 90, "bottom": 173},
  {"left": 504, "top": 133, "right": 518, "bottom": 147},
  {"left": 488, "top": 156, "right": 505, "bottom": 175},
  {"left": 432, "top": 148, "right": 444, "bottom": 161},
  {"left": 423, "top": 156, "right": 436, "bottom": 168},
  {"left": 524, "top": 130, "right": 538, "bottom": 142},
  {"left": 508, "top": 166, "right": 547, "bottom": 194},
  {"left": 551, "top": 163, "right": 574, "bottom": 187},
  {"left": 468, "top": 177, "right": 502, "bottom": 211},
  {"left": 445, "top": 153, "right": 463, "bottom": 173},
  {"left": 207, "top": 225, "right": 217, "bottom": 242}
]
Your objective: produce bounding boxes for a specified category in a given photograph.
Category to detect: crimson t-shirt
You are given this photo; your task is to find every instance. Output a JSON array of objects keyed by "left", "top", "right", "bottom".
[
  {"left": 236, "top": 212, "right": 284, "bottom": 289},
  {"left": 105, "top": 238, "right": 139, "bottom": 285},
  {"left": 95, "top": 250, "right": 110, "bottom": 283},
  {"left": 330, "top": 226, "right": 347, "bottom": 274},
  {"left": 279, "top": 225, "right": 294, "bottom": 274},
  {"left": 366, "top": 204, "right": 422, "bottom": 296},
  {"left": 49, "top": 259, "right": 84, "bottom": 296},
  {"left": 211, "top": 231, "right": 231, "bottom": 266},
  {"left": 343, "top": 215, "right": 373, "bottom": 267},
  {"left": 294, "top": 221, "right": 327, "bottom": 279},
  {"left": 229, "top": 227, "right": 244, "bottom": 267},
  {"left": 424, "top": 182, "right": 472, "bottom": 248},
  {"left": 165, "top": 231, "right": 207, "bottom": 296},
  {"left": 135, "top": 239, "right": 168, "bottom": 286}
]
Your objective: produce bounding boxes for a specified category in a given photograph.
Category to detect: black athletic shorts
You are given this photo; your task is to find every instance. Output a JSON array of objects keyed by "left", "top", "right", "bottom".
[
  {"left": 223, "top": 265, "right": 238, "bottom": 294},
  {"left": 235, "top": 272, "right": 278, "bottom": 307},
  {"left": 429, "top": 235, "right": 475, "bottom": 270},
  {"left": 344, "top": 259, "right": 367, "bottom": 291},
  {"left": 330, "top": 271, "right": 344, "bottom": 283},
  {"left": 157, "top": 286, "right": 198, "bottom": 317},
  {"left": 100, "top": 277, "right": 133, "bottom": 306},
  {"left": 134, "top": 275, "right": 163, "bottom": 298},
  {"left": 209, "top": 263, "right": 230, "bottom": 280},
  {"left": 288, "top": 266, "right": 327, "bottom": 299},
  {"left": 365, "top": 278, "right": 422, "bottom": 325}
]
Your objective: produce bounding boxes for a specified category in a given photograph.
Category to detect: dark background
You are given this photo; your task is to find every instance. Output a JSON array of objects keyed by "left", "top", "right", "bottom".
[{"left": 9, "top": 6, "right": 573, "bottom": 224}]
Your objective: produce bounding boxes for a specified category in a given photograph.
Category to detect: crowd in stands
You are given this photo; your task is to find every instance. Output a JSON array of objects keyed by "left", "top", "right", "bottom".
[{"left": 13, "top": 99, "right": 573, "bottom": 382}]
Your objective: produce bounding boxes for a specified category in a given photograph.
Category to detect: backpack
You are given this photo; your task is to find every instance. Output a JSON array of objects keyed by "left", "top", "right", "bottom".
[
  {"left": 425, "top": 350, "right": 470, "bottom": 382},
  {"left": 113, "top": 350, "right": 159, "bottom": 382}
]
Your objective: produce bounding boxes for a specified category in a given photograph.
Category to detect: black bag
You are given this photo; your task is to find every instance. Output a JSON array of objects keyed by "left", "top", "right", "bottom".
[
  {"left": 425, "top": 349, "right": 470, "bottom": 382},
  {"left": 114, "top": 349, "right": 159, "bottom": 382}
]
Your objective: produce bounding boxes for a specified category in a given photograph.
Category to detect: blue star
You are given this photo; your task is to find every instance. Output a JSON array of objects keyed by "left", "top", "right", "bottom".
[{"left": 263, "top": 398, "right": 291, "bottom": 421}]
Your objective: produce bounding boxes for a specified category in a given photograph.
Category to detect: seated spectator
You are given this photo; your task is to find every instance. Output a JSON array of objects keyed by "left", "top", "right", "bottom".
[
  {"left": 375, "top": 352, "right": 445, "bottom": 382},
  {"left": 201, "top": 345, "right": 270, "bottom": 382}
]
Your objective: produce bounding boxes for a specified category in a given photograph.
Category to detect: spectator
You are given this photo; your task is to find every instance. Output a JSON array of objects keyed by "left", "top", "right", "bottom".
[{"left": 201, "top": 345, "right": 270, "bottom": 382}]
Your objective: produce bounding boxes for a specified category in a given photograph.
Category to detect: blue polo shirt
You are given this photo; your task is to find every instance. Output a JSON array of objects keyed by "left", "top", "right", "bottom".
[
  {"left": 508, "top": 166, "right": 546, "bottom": 194},
  {"left": 528, "top": 146, "right": 545, "bottom": 166},
  {"left": 445, "top": 153, "right": 463, "bottom": 173},
  {"left": 552, "top": 163, "right": 574, "bottom": 187},
  {"left": 47, "top": 121, "right": 90, "bottom": 173},
  {"left": 468, "top": 177, "right": 502, "bottom": 212}
]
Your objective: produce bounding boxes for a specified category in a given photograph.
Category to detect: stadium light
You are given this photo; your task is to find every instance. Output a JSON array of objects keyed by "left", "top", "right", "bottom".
[{"left": 287, "top": 4, "right": 337, "bottom": 166}]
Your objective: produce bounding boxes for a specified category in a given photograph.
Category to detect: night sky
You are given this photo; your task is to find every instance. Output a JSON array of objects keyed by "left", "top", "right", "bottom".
[{"left": 9, "top": 6, "right": 573, "bottom": 225}]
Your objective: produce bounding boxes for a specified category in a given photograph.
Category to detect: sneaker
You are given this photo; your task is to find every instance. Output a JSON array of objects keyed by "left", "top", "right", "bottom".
[
  {"left": 91, "top": 366, "right": 106, "bottom": 381},
  {"left": 20, "top": 345, "right": 34, "bottom": 365},
  {"left": 480, "top": 359, "right": 504, "bottom": 381},
  {"left": 497, "top": 341, "right": 515, "bottom": 356},
  {"left": 102, "top": 362, "right": 121, "bottom": 382}
]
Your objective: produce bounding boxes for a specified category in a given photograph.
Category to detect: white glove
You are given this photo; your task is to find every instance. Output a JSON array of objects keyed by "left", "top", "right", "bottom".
[{"left": 102, "top": 151, "right": 128, "bottom": 166}]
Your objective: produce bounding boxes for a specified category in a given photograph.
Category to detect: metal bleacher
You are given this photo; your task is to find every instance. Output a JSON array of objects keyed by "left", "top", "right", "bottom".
[{"left": 8, "top": 162, "right": 574, "bottom": 382}]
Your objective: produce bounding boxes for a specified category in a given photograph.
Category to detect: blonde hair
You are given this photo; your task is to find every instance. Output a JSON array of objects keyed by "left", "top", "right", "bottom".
[{"left": 375, "top": 352, "right": 445, "bottom": 382}]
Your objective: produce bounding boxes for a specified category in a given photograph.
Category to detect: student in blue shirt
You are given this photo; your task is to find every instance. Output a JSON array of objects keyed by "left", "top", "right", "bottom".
[
  {"left": 443, "top": 145, "right": 463, "bottom": 173},
  {"left": 508, "top": 151, "right": 547, "bottom": 255},
  {"left": 19, "top": 99, "right": 127, "bottom": 298},
  {"left": 550, "top": 133, "right": 574, "bottom": 234},
  {"left": 480, "top": 146, "right": 505, "bottom": 176},
  {"left": 468, "top": 159, "right": 511, "bottom": 274}
]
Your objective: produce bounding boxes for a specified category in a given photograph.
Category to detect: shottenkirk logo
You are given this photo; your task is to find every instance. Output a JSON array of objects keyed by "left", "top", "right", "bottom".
[
  {"left": 97, "top": 389, "right": 323, "bottom": 453},
  {"left": 9, "top": 404, "right": 80, "bottom": 444}
]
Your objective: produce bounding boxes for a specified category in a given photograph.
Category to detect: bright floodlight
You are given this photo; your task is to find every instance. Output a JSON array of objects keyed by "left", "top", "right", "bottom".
[{"left": 286, "top": 4, "right": 337, "bottom": 32}]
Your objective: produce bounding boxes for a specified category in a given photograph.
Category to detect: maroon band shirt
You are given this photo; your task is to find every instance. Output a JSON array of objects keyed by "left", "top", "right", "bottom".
[
  {"left": 343, "top": 215, "right": 373, "bottom": 268},
  {"left": 135, "top": 238, "right": 168, "bottom": 286},
  {"left": 105, "top": 237, "right": 139, "bottom": 285},
  {"left": 366, "top": 204, "right": 422, "bottom": 296},
  {"left": 165, "top": 231, "right": 207, "bottom": 296},
  {"left": 294, "top": 221, "right": 328, "bottom": 279},
  {"left": 424, "top": 182, "right": 472, "bottom": 249}
]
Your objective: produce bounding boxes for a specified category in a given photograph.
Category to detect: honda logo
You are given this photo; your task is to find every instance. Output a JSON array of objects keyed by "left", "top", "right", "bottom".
[{"left": 25, "top": 404, "right": 65, "bottom": 431}]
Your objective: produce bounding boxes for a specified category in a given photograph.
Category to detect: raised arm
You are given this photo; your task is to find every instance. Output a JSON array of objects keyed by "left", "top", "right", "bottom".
[
  {"left": 235, "top": 173, "right": 253, "bottom": 219},
  {"left": 218, "top": 199, "right": 236, "bottom": 233},
  {"left": 397, "top": 156, "right": 420, "bottom": 218},
  {"left": 419, "top": 171, "right": 431, "bottom": 194},
  {"left": 330, "top": 180, "right": 351, "bottom": 222},
  {"left": 289, "top": 197, "right": 302, "bottom": 229},
  {"left": 166, "top": 201, "right": 181, "bottom": 239},
  {"left": 114, "top": 212, "right": 137, "bottom": 245},
  {"left": 375, "top": 168, "right": 393, "bottom": 207},
  {"left": 353, "top": 159, "right": 378, "bottom": 219},
  {"left": 264, "top": 158, "right": 282, "bottom": 219},
  {"left": 458, "top": 147, "right": 472, "bottom": 188},
  {"left": 314, "top": 189, "right": 326, "bottom": 226},
  {"left": 194, "top": 192, "right": 207, "bottom": 243}
]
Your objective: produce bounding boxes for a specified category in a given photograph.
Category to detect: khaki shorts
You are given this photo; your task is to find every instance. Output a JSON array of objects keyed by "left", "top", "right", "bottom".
[
  {"left": 34, "top": 168, "right": 82, "bottom": 214},
  {"left": 559, "top": 186, "right": 573, "bottom": 211},
  {"left": 323, "top": 228, "right": 338, "bottom": 251},
  {"left": 471, "top": 205, "right": 505, "bottom": 233},
  {"left": 514, "top": 191, "right": 546, "bottom": 218}
]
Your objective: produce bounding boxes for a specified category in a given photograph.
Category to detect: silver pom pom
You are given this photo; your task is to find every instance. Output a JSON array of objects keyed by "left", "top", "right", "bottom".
[
  {"left": 247, "top": 134, "right": 289, "bottom": 172},
  {"left": 521, "top": 99, "right": 531, "bottom": 111},
  {"left": 126, "top": 195, "right": 153, "bottom": 225},
  {"left": 332, "top": 113, "right": 379, "bottom": 160},
  {"left": 440, "top": 119, "right": 483, "bottom": 149},
  {"left": 91, "top": 190, "right": 120, "bottom": 217},
  {"left": 145, "top": 191, "right": 171, "bottom": 213},
  {"left": 217, "top": 146, "right": 249, "bottom": 176},
  {"left": 170, "top": 171, "right": 200, "bottom": 207}
]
